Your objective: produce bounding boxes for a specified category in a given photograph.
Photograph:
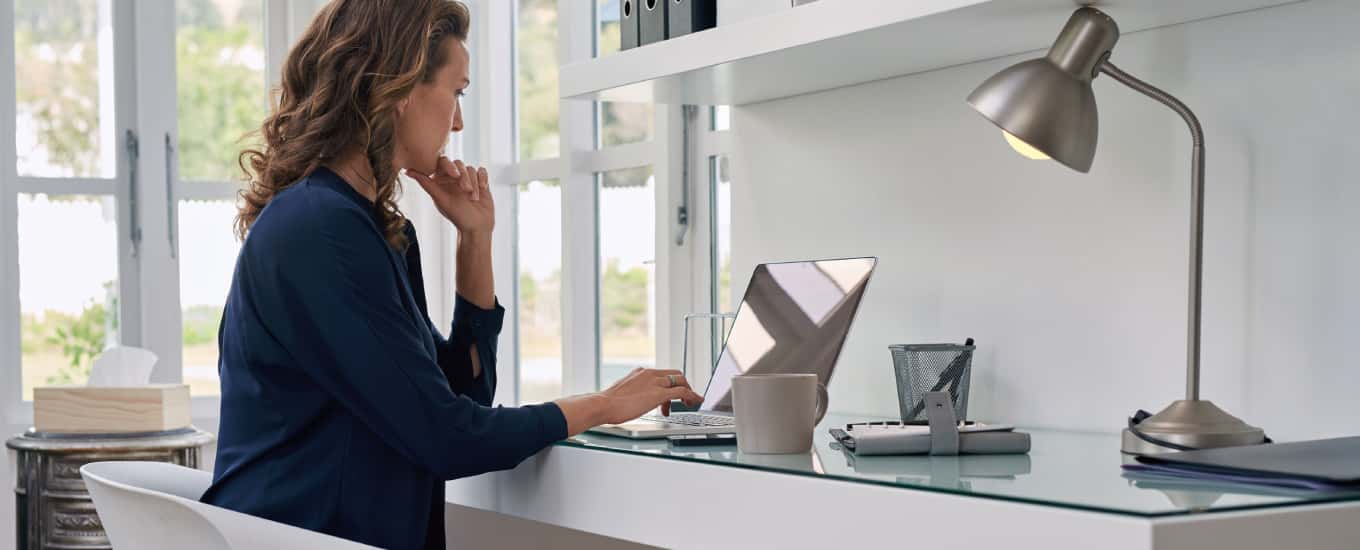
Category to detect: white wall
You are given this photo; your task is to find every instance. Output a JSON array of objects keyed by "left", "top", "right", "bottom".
[{"left": 730, "top": 0, "right": 1360, "bottom": 441}]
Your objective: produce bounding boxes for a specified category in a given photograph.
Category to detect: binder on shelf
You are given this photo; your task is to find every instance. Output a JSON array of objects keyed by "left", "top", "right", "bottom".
[
  {"left": 669, "top": 0, "right": 717, "bottom": 38},
  {"left": 620, "top": 0, "right": 639, "bottom": 50},
  {"left": 639, "top": 0, "right": 667, "bottom": 45}
]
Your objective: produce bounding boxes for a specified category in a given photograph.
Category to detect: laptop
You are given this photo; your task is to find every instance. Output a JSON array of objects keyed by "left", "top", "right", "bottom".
[{"left": 589, "top": 257, "right": 878, "bottom": 439}]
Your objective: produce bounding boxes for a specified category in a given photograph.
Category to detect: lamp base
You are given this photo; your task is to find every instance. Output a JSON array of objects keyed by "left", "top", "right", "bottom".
[{"left": 1121, "top": 399, "right": 1265, "bottom": 455}]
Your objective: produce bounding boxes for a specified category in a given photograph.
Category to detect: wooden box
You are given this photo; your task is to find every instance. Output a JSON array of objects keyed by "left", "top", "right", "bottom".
[{"left": 33, "top": 384, "right": 191, "bottom": 433}]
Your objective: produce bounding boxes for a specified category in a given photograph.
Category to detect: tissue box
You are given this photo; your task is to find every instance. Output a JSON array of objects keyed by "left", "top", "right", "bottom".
[{"left": 34, "top": 384, "right": 191, "bottom": 433}]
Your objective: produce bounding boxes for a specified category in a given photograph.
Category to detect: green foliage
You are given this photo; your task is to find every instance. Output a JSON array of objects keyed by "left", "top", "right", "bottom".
[
  {"left": 14, "top": 0, "right": 104, "bottom": 176},
  {"left": 517, "top": 0, "right": 560, "bottom": 159},
  {"left": 14, "top": 0, "right": 265, "bottom": 181},
  {"left": 43, "top": 300, "right": 108, "bottom": 385},
  {"left": 176, "top": 3, "right": 266, "bottom": 182},
  {"left": 599, "top": 165, "right": 653, "bottom": 189},
  {"left": 182, "top": 305, "right": 224, "bottom": 346},
  {"left": 519, "top": 272, "right": 540, "bottom": 313},
  {"left": 601, "top": 259, "right": 650, "bottom": 334}
]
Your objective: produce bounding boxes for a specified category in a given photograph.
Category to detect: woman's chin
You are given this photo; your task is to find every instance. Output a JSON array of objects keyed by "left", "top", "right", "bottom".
[{"left": 405, "top": 158, "right": 438, "bottom": 178}]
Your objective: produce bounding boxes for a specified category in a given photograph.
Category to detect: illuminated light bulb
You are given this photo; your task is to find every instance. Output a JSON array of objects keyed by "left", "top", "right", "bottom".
[{"left": 1003, "top": 131, "right": 1050, "bottom": 160}]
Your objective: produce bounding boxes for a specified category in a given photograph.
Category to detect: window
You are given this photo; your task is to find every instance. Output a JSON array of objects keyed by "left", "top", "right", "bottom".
[
  {"left": 15, "top": 0, "right": 117, "bottom": 179},
  {"left": 17, "top": 194, "right": 120, "bottom": 399},
  {"left": 4, "top": 1, "right": 447, "bottom": 424},
  {"left": 598, "top": 102, "right": 652, "bottom": 148},
  {"left": 711, "top": 106, "right": 731, "bottom": 132},
  {"left": 598, "top": 166, "right": 655, "bottom": 388},
  {"left": 711, "top": 155, "right": 732, "bottom": 314},
  {"left": 175, "top": 200, "right": 239, "bottom": 396},
  {"left": 709, "top": 155, "right": 733, "bottom": 364},
  {"left": 594, "top": 0, "right": 624, "bottom": 57},
  {"left": 489, "top": 1, "right": 732, "bottom": 404},
  {"left": 594, "top": 0, "right": 652, "bottom": 148},
  {"left": 13, "top": 0, "right": 124, "bottom": 401},
  {"left": 176, "top": 0, "right": 265, "bottom": 183},
  {"left": 174, "top": 0, "right": 267, "bottom": 396},
  {"left": 516, "top": 0, "right": 559, "bottom": 160},
  {"left": 517, "top": 179, "right": 563, "bottom": 404}
]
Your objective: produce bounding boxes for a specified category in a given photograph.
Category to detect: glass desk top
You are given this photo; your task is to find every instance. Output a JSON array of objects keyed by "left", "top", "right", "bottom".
[{"left": 558, "top": 414, "right": 1360, "bottom": 518}]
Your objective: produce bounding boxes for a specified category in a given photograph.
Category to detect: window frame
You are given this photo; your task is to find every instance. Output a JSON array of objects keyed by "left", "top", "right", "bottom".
[
  {"left": 1, "top": 0, "right": 141, "bottom": 424},
  {"left": 476, "top": 0, "right": 733, "bottom": 405},
  {"left": 0, "top": 0, "right": 739, "bottom": 423},
  {"left": 0, "top": 0, "right": 315, "bottom": 425}
]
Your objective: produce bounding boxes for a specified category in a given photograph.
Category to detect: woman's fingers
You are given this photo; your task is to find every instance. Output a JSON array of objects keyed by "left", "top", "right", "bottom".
[
  {"left": 425, "top": 158, "right": 489, "bottom": 203},
  {"left": 665, "top": 386, "right": 704, "bottom": 406},
  {"left": 654, "top": 373, "right": 690, "bottom": 389},
  {"left": 453, "top": 160, "right": 473, "bottom": 194},
  {"left": 405, "top": 169, "right": 441, "bottom": 199},
  {"left": 653, "top": 372, "right": 699, "bottom": 416},
  {"left": 475, "top": 167, "right": 489, "bottom": 202},
  {"left": 437, "top": 155, "right": 460, "bottom": 179}
]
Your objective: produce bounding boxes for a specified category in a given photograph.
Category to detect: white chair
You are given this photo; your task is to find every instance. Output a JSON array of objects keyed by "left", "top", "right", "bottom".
[{"left": 81, "top": 461, "right": 379, "bottom": 550}]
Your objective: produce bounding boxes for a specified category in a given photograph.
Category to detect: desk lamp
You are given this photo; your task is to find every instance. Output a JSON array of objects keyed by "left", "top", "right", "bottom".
[{"left": 965, "top": 7, "right": 1266, "bottom": 454}]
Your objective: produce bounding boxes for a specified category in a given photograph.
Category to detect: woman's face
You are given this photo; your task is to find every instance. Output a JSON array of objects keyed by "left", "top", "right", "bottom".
[{"left": 395, "top": 38, "right": 469, "bottom": 176}]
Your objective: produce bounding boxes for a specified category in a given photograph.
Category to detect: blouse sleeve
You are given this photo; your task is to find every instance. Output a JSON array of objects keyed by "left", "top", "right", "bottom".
[
  {"left": 428, "top": 295, "right": 502, "bottom": 406},
  {"left": 398, "top": 220, "right": 501, "bottom": 406}
]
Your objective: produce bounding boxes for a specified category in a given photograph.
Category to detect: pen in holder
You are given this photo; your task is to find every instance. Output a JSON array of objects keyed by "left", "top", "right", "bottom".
[{"left": 889, "top": 339, "right": 975, "bottom": 423}]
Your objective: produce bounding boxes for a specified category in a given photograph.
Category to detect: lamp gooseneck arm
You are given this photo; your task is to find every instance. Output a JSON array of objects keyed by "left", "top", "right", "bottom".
[{"left": 1099, "top": 61, "right": 1206, "bottom": 402}]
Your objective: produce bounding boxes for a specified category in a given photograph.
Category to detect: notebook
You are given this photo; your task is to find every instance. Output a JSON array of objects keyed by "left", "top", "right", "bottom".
[
  {"left": 1134, "top": 436, "right": 1360, "bottom": 488},
  {"left": 833, "top": 423, "right": 1027, "bottom": 455}
]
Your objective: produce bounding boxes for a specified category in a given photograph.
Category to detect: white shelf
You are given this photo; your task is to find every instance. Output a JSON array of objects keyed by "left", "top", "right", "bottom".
[{"left": 561, "top": 0, "right": 1304, "bottom": 106}]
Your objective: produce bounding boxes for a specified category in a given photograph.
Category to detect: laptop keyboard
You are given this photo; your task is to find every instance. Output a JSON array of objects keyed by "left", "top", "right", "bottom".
[{"left": 640, "top": 413, "right": 735, "bottom": 427}]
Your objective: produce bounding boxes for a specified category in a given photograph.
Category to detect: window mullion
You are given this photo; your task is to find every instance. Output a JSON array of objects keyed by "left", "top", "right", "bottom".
[
  {"left": 559, "top": 0, "right": 598, "bottom": 395},
  {"left": 482, "top": 0, "right": 519, "bottom": 405},
  {"left": 13, "top": 177, "right": 116, "bottom": 195},
  {"left": 107, "top": 0, "right": 144, "bottom": 358},
  {"left": 573, "top": 141, "right": 652, "bottom": 174},
  {"left": 264, "top": 0, "right": 290, "bottom": 100},
  {"left": 0, "top": 0, "right": 23, "bottom": 424},
  {"left": 650, "top": 104, "right": 689, "bottom": 383},
  {"left": 686, "top": 134, "right": 718, "bottom": 391},
  {"left": 128, "top": 1, "right": 182, "bottom": 384}
]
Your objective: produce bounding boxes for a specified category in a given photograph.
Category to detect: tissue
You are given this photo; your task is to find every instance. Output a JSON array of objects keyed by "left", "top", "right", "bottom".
[{"left": 86, "top": 346, "right": 159, "bottom": 386}]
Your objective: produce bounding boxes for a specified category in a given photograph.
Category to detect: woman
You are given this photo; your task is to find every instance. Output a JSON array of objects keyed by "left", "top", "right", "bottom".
[{"left": 201, "top": 1, "right": 703, "bottom": 548}]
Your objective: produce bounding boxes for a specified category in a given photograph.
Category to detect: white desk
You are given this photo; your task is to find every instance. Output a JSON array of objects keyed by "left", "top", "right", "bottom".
[{"left": 447, "top": 416, "right": 1360, "bottom": 549}]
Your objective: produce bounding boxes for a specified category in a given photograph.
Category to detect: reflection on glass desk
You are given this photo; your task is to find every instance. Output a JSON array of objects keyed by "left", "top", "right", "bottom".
[{"left": 558, "top": 414, "right": 1360, "bottom": 517}]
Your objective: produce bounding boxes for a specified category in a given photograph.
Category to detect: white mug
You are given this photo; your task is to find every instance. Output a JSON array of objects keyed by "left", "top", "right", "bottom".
[{"left": 731, "top": 373, "right": 829, "bottom": 454}]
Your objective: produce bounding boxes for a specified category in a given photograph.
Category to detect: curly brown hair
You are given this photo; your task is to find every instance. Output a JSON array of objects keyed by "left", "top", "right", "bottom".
[{"left": 235, "top": 0, "right": 470, "bottom": 249}]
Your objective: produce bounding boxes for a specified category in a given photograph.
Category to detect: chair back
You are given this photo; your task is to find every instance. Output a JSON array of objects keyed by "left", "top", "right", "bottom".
[
  {"left": 81, "top": 461, "right": 229, "bottom": 550},
  {"left": 82, "top": 461, "right": 380, "bottom": 550}
]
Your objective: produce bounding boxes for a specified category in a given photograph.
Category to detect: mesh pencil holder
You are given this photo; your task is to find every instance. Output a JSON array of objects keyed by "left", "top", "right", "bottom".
[{"left": 889, "top": 342, "right": 975, "bottom": 423}]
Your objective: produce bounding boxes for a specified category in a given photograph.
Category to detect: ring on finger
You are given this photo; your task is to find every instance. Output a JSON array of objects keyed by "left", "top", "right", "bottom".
[{"left": 666, "top": 374, "right": 677, "bottom": 388}]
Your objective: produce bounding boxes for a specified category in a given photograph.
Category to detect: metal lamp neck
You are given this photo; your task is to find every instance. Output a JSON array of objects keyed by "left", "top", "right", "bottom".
[
  {"left": 1046, "top": 7, "right": 1120, "bottom": 81},
  {"left": 1098, "top": 61, "right": 1207, "bottom": 401}
]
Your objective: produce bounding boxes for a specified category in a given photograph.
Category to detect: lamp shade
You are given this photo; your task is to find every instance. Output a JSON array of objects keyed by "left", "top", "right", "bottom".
[
  {"left": 965, "top": 7, "right": 1121, "bottom": 173},
  {"left": 967, "top": 59, "right": 1098, "bottom": 172}
]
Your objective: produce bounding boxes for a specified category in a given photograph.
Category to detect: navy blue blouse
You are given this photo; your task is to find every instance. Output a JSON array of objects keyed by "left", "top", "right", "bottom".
[{"left": 201, "top": 167, "right": 566, "bottom": 549}]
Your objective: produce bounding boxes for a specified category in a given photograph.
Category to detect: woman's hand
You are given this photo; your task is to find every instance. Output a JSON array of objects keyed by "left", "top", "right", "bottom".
[
  {"left": 406, "top": 156, "right": 494, "bottom": 236},
  {"left": 554, "top": 368, "right": 704, "bottom": 437}
]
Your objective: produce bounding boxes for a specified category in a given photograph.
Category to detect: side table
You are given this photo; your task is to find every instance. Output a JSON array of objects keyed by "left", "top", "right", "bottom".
[{"left": 7, "top": 427, "right": 215, "bottom": 550}]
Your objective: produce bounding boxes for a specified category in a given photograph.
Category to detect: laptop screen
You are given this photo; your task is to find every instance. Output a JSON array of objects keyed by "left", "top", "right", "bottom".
[{"left": 699, "top": 257, "right": 877, "bottom": 412}]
